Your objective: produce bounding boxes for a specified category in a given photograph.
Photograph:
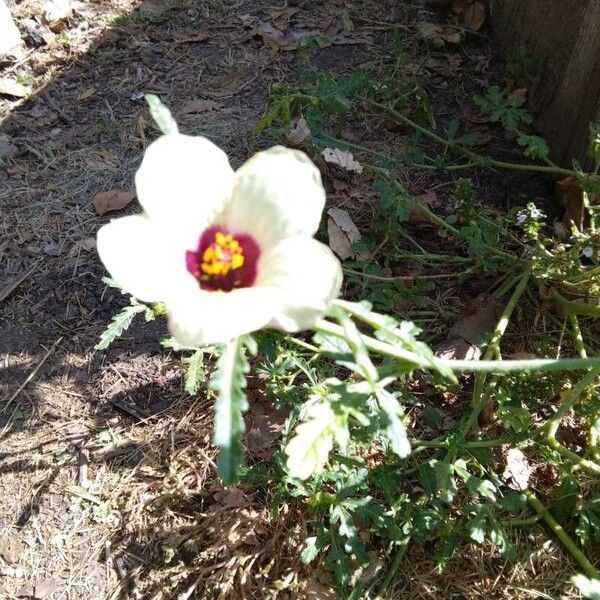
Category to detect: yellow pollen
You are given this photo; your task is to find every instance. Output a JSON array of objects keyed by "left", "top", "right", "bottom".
[{"left": 200, "top": 230, "right": 245, "bottom": 279}]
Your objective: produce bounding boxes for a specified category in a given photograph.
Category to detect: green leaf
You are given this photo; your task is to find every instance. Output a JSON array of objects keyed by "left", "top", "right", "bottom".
[
  {"left": 183, "top": 349, "right": 206, "bottom": 395},
  {"left": 210, "top": 337, "right": 251, "bottom": 485},
  {"left": 435, "top": 460, "right": 457, "bottom": 504},
  {"left": 95, "top": 304, "right": 147, "bottom": 350},
  {"left": 517, "top": 133, "right": 549, "bottom": 159},
  {"left": 467, "top": 511, "right": 487, "bottom": 544},
  {"left": 497, "top": 491, "right": 527, "bottom": 513},
  {"left": 300, "top": 536, "right": 320, "bottom": 564},
  {"left": 549, "top": 476, "right": 579, "bottom": 523},
  {"left": 488, "top": 517, "right": 516, "bottom": 559},
  {"left": 465, "top": 475, "right": 497, "bottom": 501},
  {"left": 375, "top": 386, "right": 411, "bottom": 459},
  {"left": 145, "top": 94, "right": 179, "bottom": 135},
  {"left": 285, "top": 401, "right": 336, "bottom": 480},
  {"left": 332, "top": 305, "right": 379, "bottom": 384}
]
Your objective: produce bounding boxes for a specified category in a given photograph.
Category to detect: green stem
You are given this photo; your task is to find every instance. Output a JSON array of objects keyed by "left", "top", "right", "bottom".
[
  {"left": 371, "top": 100, "right": 580, "bottom": 179},
  {"left": 389, "top": 179, "right": 517, "bottom": 261},
  {"left": 373, "top": 539, "right": 410, "bottom": 600},
  {"left": 411, "top": 436, "right": 511, "bottom": 449},
  {"left": 542, "top": 366, "right": 600, "bottom": 439},
  {"left": 463, "top": 271, "right": 531, "bottom": 434},
  {"left": 525, "top": 490, "right": 600, "bottom": 579},
  {"left": 315, "top": 318, "right": 600, "bottom": 374},
  {"left": 570, "top": 314, "right": 587, "bottom": 358},
  {"left": 546, "top": 436, "right": 600, "bottom": 475},
  {"left": 553, "top": 292, "right": 600, "bottom": 317},
  {"left": 504, "top": 515, "right": 541, "bottom": 527}
]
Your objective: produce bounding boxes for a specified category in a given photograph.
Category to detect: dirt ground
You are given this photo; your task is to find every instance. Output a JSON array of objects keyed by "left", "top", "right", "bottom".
[{"left": 0, "top": 0, "right": 588, "bottom": 598}]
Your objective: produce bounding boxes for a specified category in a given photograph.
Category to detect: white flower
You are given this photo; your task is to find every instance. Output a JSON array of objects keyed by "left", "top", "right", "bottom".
[
  {"left": 97, "top": 134, "right": 342, "bottom": 345},
  {"left": 516, "top": 211, "right": 527, "bottom": 225},
  {"left": 582, "top": 246, "right": 594, "bottom": 258}
]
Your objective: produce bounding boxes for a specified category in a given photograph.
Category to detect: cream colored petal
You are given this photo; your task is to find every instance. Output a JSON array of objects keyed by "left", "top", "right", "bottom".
[
  {"left": 135, "top": 133, "right": 234, "bottom": 247},
  {"left": 257, "top": 237, "right": 342, "bottom": 331},
  {"left": 224, "top": 146, "right": 326, "bottom": 250},
  {"left": 97, "top": 215, "right": 189, "bottom": 302},
  {"left": 166, "top": 283, "right": 278, "bottom": 346}
]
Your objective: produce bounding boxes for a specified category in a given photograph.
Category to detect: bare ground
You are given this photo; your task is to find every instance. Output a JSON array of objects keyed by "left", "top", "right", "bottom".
[{"left": 0, "top": 0, "right": 590, "bottom": 598}]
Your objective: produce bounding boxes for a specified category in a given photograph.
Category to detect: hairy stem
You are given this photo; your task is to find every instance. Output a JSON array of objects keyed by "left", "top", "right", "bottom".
[{"left": 525, "top": 490, "right": 600, "bottom": 579}]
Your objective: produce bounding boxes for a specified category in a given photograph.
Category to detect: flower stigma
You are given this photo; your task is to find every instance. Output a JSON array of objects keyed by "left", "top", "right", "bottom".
[{"left": 186, "top": 226, "right": 260, "bottom": 292}]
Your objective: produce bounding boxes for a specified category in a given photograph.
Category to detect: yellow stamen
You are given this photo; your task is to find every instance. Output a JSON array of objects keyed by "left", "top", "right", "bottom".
[{"left": 200, "top": 230, "right": 245, "bottom": 280}]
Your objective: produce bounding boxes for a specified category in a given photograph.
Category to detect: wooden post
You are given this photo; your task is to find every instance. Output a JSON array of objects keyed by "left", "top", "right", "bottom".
[{"left": 489, "top": 0, "right": 600, "bottom": 169}]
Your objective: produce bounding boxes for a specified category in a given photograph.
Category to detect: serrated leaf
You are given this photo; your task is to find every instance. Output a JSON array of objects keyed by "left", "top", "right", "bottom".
[
  {"left": 300, "top": 536, "right": 321, "bottom": 564},
  {"left": 434, "top": 460, "right": 457, "bottom": 504},
  {"left": 497, "top": 491, "right": 527, "bottom": 513},
  {"left": 467, "top": 511, "right": 487, "bottom": 544},
  {"left": 145, "top": 94, "right": 179, "bottom": 135},
  {"left": 183, "top": 349, "right": 205, "bottom": 395},
  {"left": 95, "top": 304, "right": 146, "bottom": 350},
  {"left": 375, "top": 386, "right": 411, "bottom": 459},
  {"left": 517, "top": 133, "right": 549, "bottom": 159},
  {"left": 285, "top": 402, "right": 336, "bottom": 480},
  {"left": 210, "top": 337, "right": 250, "bottom": 485},
  {"left": 465, "top": 475, "right": 497, "bottom": 501}
]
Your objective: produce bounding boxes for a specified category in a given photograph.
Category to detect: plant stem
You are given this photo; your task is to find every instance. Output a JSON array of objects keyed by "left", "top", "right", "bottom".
[
  {"left": 553, "top": 291, "right": 600, "bottom": 317},
  {"left": 315, "top": 318, "right": 600, "bottom": 374},
  {"left": 343, "top": 266, "right": 470, "bottom": 282},
  {"left": 541, "top": 366, "right": 600, "bottom": 439},
  {"left": 570, "top": 314, "right": 587, "bottom": 358},
  {"left": 373, "top": 539, "right": 410, "bottom": 600},
  {"left": 525, "top": 490, "right": 600, "bottom": 579},
  {"left": 546, "top": 436, "right": 600, "bottom": 475},
  {"left": 411, "top": 437, "right": 510, "bottom": 449},
  {"left": 371, "top": 100, "right": 580, "bottom": 179},
  {"left": 463, "top": 271, "right": 531, "bottom": 433}
]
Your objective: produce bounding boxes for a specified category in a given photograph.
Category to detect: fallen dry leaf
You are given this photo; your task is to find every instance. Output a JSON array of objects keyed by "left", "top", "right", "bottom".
[
  {"left": 70, "top": 237, "right": 96, "bottom": 255},
  {"left": 0, "top": 78, "right": 30, "bottom": 98},
  {"left": 17, "top": 578, "right": 60, "bottom": 599},
  {"left": 327, "top": 208, "right": 361, "bottom": 260},
  {"left": 266, "top": 6, "right": 299, "bottom": 31},
  {"left": 285, "top": 116, "right": 311, "bottom": 147},
  {"left": 507, "top": 87, "right": 527, "bottom": 105},
  {"left": 557, "top": 176, "right": 586, "bottom": 230},
  {"left": 418, "top": 22, "right": 462, "bottom": 45},
  {"left": 138, "top": 0, "right": 168, "bottom": 17},
  {"left": 93, "top": 188, "right": 136, "bottom": 216},
  {"left": 453, "top": 0, "right": 486, "bottom": 30},
  {"left": 502, "top": 448, "right": 532, "bottom": 491},
  {"left": 322, "top": 147, "right": 363, "bottom": 176},
  {"left": 178, "top": 98, "right": 221, "bottom": 115},
  {"left": 214, "top": 487, "right": 250, "bottom": 508},
  {"left": 435, "top": 293, "right": 503, "bottom": 360},
  {"left": 245, "top": 410, "right": 287, "bottom": 461},
  {"left": 409, "top": 191, "right": 440, "bottom": 226}
]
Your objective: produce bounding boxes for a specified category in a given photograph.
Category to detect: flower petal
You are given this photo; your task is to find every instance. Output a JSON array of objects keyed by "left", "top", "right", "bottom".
[
  {"left": 97, "top": 215, "right": 188, "bottom": 302},
  {"left": 225, "top": 146, "right": 326, "bottom": 250},
  {"left": 166, "top": 283, "right": 278, "bottom": 346},
  {"left": 257, "top": 237, "right": 342, "bottom": 331},
  {"left": 135, "top": 133, "right": 234, "bottom": 247}
]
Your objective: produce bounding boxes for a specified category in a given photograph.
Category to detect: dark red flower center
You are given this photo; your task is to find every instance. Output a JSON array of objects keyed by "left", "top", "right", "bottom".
[{"left": 185, "top": 225, "right": 260, "bottom": 292}]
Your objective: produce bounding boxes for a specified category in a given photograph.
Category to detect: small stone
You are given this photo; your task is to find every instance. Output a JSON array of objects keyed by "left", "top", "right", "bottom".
[{"left": 0, "top": 134, "right": 19, "bottom": 161}]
